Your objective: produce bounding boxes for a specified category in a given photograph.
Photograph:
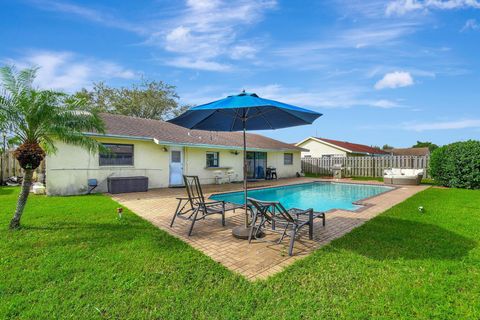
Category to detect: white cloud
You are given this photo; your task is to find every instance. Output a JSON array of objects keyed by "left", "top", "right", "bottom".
[
  {"left": 371, "top": 99, "right": 399, "bottom": 108},
  {"left": 461, "top": 18, "right": 480, "bottom": 31},
  {"left": 27, "top": 0, "right": 274, "bottom": 71},
  {"left": 403, "top": 119, "right": 480, "bottom": 131},
  {"left": 28, "top": 0, "right": 145, "bottom": 34},
  {"left": 186, "top": 0, "right": 221, "bottom": 12},
  {"left": 159, "top": 0, "right": 276, "bottom": 70},
  {"left": 5, "top": 50, "right": 137, "bottom": 92},
  {"left": 276, "top": 22, "right": 417, "bottom": 57},
  {"left": 165, "top": 58, "right": 232, "bottom": 72},
  {"left": 230, "top": 45, "right": 257, "bottom": 60},
  {"left": 270, "top": 22, "right": 419, "bottom": 72},
  {"left": 374, "top": 71, "right": 414, "bottom": 89},
  {"left": 235, "top": 84, "right": 401, "bottom": 109},
  {"left": 427, "top": 0, "right": 480, "bottom": 9},
  {"left": 386, "top": 0, "right": 480, "bottom": 16},
  {"left": 386, "top": 0, "right": 424, "bottom": 16}
]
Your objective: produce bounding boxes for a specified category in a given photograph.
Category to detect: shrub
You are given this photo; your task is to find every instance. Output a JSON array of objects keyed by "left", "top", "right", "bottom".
[{"left": 429, "top": 140, "right": 480, "bottom": 189}]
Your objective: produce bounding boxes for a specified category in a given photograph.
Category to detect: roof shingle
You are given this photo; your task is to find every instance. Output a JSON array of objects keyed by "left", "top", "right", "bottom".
[
  {"left": 315, "top": 137, "right": 388, "bottom": 155},
  {"left": 93, "top": 113, "right": 302, "bottom": 151}
]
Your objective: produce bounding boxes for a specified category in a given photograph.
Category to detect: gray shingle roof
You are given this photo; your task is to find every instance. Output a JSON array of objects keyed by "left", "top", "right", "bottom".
[{"left": 93, "top": 113, "right": 303, "bottom": 151}]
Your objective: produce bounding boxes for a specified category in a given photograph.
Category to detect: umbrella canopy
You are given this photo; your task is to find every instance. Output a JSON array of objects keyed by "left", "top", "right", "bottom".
[
  {"left": 168, "top": 91, "right": 322, "bottom": 239},
  {"left": 168, "top": 92, "right": 322, "bottom": 131}
]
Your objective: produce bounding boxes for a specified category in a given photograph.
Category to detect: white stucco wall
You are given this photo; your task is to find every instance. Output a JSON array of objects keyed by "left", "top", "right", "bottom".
[
  {"left": 266, "top": 151, "right": 301, "bottom": 178},
  {"left": 297, "top": 139, "right": 347, "bottom": 158},
  {"left": 183, "top": 147, "right": 244, "bottom": 185},
  {"left": 46, "top": 137, "right": 302, "bottom": 195},
  {"left": 46, "top": 137, "right": 169, "bottom": 195}
]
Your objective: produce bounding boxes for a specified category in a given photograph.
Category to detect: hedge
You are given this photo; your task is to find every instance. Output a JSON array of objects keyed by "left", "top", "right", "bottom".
[{"left": 429, "top": 140, "right": 480, "bottom": 189}]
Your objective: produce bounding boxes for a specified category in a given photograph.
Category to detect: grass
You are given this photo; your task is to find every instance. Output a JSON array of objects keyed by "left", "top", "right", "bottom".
[
  {"left": 1, "top": 187, "right": 480, "bottom": 319},
  {"left": 304, "top": 172, "right": 331, "bottom": 178},
  {"left": 350, "top": 176, "right": 384, "bottom": 182}
]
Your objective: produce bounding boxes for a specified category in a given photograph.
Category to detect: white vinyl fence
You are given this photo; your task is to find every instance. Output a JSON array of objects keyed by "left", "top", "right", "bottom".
[{"left": 301, "top": 156, "right": 430, "bottom": 178}]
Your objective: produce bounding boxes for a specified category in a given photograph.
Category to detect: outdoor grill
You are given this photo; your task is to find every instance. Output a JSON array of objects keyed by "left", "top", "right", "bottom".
[{"left": 332, "top": 164, "right": 343, "bottom": 179}]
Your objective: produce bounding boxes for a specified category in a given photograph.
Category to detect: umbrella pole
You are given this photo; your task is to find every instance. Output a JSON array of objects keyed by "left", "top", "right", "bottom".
[
  {"left": 232, "top": 117, "right": 264, "bottom": 239},
  {"left": 243, "top": 120, "right": 248, "bottom": 228}
]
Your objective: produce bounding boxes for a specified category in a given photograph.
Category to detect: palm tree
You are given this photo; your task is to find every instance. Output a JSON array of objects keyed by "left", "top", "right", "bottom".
[{"left": 0, "top": 66, "right": 105, "bottom": 229}]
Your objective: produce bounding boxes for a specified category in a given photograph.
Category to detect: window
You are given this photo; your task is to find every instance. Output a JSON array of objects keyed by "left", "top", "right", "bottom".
[
  {"left": 171, "top": 151, "right": 181, "bottom": 163},
  {"left": 284, "top": 153, "right": 293, "bottom": 165},
  {"left": 99, "top": 143, "right": 134, "bottom": 166},
  {"left": 206, "top": 151, "right": 219, "bottom": 168}
]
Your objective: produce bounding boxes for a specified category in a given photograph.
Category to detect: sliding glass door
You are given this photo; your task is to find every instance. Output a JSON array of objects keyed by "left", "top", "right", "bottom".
[{"left": 246, "top": 152, "right": 267, "bottom": 179}]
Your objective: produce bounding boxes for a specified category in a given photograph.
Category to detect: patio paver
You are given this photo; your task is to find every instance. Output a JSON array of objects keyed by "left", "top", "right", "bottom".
[{"left": 110, "top": 178, "right": 428, "bottom": 280}]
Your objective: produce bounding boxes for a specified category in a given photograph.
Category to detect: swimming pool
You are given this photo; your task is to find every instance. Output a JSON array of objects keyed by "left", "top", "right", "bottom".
[{"left": 209, "top": 182, "right": 393, "bottom": 212}]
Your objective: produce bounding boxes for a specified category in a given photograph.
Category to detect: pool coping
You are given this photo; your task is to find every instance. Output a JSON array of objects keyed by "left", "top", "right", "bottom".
[{"left": 209, "top": 180, "right": 400, "bottom": 214}]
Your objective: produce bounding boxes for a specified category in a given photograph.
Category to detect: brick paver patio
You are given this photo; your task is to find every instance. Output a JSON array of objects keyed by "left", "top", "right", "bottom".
[{"left": 111, "top": 178, "right": 428, "bottom": 280}]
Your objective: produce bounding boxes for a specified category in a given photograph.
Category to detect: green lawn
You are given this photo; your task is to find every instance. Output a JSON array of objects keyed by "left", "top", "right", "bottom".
[{"left": 1, "top": 187, "right": 479, "bottom": 319}]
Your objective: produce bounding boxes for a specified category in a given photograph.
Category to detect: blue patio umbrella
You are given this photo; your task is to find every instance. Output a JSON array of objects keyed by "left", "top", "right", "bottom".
[{"left": 168, "top": 91, "right": 322, "bottom": 238}]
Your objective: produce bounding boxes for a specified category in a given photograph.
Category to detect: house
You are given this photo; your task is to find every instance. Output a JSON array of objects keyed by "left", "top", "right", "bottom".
[
  {"left": 295, "top": 137, "right": 388, "bottom": 158},
  {"left": 385, "top": 147, "right": 430, "bottom": 157},
  {"left": 46, "top": 113, "right": 304, "bottom": 195}
]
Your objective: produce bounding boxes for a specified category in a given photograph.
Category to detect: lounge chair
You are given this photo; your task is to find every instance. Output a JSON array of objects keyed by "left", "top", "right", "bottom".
[
  {"left": 247, "top": 197, "right": 325, "bottom": 256},
  {"left": 170, "top": 175, "right": 243, "bottom": 236}
]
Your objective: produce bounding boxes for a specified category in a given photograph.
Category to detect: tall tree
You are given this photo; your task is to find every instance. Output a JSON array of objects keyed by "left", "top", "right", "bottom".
[
  {"left": 74, "top": 79, "right": 189, "bottom": 120},
  {"left": 382, "top": 144, "right": 394, "bottom": 150},
  {"left": 412, "top": 141, "right": 439, "bottom": 152},
  {"left": 0, "top": 66, "right": 105, "bottom": 229}
]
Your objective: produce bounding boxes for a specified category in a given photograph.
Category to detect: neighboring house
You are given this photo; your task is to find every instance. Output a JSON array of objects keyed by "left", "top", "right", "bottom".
[
  {"left": 46, "top": 113, "right": 304, "bottom": 195},
  {"left": 295, "top": 137, "right": 388, "bottom": 158},
  {"left": 385, "top": 147, "right": 430, "bottom": 157}
]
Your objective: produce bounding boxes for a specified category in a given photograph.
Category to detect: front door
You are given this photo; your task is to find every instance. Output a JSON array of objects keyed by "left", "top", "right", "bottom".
[{"left": 169, "top": 148, "right": 184, "bottom": 186}]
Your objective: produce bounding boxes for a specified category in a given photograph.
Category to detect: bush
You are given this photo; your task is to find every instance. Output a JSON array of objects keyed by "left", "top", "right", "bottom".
[{"left": 429, "top": 140, "right": 480, "bottom": 189}]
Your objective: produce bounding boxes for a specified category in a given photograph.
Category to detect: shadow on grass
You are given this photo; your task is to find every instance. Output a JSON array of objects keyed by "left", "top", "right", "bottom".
[
  {"left": 0, "top": 187, "right": 16, "bottom": 196},
  {"left": 334, "top": 216, "right": 476, "bottom": 261},
  {"left": 10, "top": 221, "right": 192, "bottom": 253},
  {"left": 22, "top": 221, "right": 147, "bottom": 231}
]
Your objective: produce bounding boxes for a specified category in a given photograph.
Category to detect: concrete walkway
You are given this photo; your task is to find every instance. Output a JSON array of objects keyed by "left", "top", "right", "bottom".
[{"left": 111, "top": 178, "right": 428, "bottom": 280}]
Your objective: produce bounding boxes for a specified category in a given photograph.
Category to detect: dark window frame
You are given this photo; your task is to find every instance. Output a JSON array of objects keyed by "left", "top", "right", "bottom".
[
  {"left": 206, "top": 151, "right": 220, "bottom": 168},
  {"left": 99, "top": 143, "right": 134, "bottom": 166},
  {"left": 284, "top": 153, "right": 293, "bottom": 165}
]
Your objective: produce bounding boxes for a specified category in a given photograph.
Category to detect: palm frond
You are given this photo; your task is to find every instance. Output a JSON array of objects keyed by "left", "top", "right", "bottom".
[
  {"left": 0, "top": 65, "right": 37, "bottom": 95},
  {"left": 17, "top": 67, "right": 38, "bottom": 89},
  {"left": 0, "top": 66, "right": 105, "bottom": 155},
  {"left": 0, "top": 66, "right": 18, "bottom": 93}
]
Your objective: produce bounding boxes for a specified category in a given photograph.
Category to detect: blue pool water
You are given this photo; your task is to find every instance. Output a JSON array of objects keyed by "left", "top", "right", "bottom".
[{"left": 209, "top": 182, "right": 393, "bottom": 212}]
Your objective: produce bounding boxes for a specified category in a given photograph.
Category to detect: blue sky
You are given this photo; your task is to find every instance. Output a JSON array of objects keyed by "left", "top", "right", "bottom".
[{"left": 1, "top": 0, "right": 480, "bottom": 147}]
